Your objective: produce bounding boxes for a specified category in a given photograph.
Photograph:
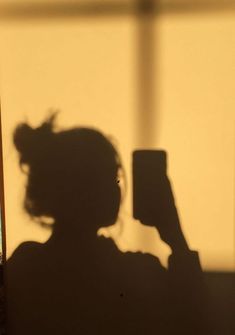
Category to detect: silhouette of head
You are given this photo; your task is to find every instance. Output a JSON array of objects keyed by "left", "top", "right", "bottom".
[{"left": 13, "top": 114, "right": 123, "bottom": 232}]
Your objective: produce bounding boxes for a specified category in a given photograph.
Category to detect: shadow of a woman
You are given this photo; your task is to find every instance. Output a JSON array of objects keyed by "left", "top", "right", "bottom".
[{"left": 6, "top": 115, "right": 208, "bottom": 335}]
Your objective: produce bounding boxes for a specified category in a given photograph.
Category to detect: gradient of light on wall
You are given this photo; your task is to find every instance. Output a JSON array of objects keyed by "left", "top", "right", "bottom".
[{"left": 0, "top": 1, "right": 234, "bottom": 271}]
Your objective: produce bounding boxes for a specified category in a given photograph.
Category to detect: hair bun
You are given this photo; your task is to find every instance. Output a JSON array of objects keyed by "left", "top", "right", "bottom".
[
  {"left": 13, "top": 123, "right": 35, "bottom": 164},
  {"left": 13, "top": 114, "right": 57, "bottom": 166}
]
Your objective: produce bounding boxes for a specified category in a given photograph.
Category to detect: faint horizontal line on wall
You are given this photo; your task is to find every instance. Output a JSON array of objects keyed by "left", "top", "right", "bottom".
[{"left": 0, "top": 1, "right": 235, "bottom": 20}]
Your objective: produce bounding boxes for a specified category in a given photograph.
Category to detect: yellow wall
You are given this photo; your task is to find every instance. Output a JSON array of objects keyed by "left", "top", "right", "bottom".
[{"left": 0, "top": 9, "right": 234, "bottom": 270}]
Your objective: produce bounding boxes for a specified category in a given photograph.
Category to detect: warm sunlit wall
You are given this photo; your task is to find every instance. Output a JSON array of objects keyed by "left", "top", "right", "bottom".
[
  {"left": 0, "top": 8, "right": 234, "bottom": 270},
  {"left": 157, "top": 12, "right": 235, "bottom": 270}
]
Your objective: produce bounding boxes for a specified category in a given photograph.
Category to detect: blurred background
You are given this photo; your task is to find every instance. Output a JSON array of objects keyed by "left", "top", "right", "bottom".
[{"left": 0, "top": 0, "right": 235, "bottom": 271}]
